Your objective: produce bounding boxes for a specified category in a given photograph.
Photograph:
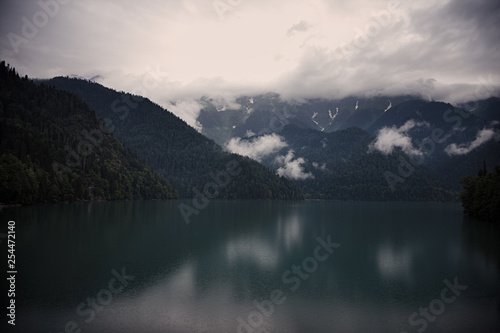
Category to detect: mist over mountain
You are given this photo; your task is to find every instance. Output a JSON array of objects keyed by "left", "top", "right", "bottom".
[
  {"left": 45, "top": 76, "right": 304, "bottom": 201},
  {"left": 2, "top": 0, "right": 499, "bottom": 126},
  {"left": 42, "top": 75, "right": 499, "bottom": 201},
  {"left": 196, "top": 92, "right": 500, "bottom": 195},
  {"left": 1, "top": 2, "right": 500, "bottom": 332}
]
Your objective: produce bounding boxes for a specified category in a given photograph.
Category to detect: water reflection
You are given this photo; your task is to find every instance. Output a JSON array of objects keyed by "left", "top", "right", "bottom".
[
  {"left": 2, "top": 200, "right": 499, "bottom": 333},
  {"left": 462, "top": 216, "right": 500, "bottom": 269},
  {"left": 376, "top": 244, "right": 413, "bottom": 281},
  {"left": 226, "top": 237, "right": 279, "bottom": 268}
]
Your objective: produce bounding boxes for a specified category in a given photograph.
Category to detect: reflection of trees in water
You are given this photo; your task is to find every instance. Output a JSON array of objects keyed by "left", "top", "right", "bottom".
[
  {"left": 462, "top": 216, "right": 500, "bottom": 268},
  {"left": 462, "top": 216, "right": 500, "bottom": 317}
]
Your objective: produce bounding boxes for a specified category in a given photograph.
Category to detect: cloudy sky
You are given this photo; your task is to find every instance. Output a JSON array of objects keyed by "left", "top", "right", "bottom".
[{"left": 1, "top": 0, "right": 499, "bottom": 112}]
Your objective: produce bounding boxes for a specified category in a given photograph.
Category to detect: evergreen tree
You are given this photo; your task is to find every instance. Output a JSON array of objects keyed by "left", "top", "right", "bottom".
[
  {"left": 460, "top": 164, "right": 500, "bottom": 222},
  {"left": 0, "top": 61, "right": 178, "bottom": 204}
]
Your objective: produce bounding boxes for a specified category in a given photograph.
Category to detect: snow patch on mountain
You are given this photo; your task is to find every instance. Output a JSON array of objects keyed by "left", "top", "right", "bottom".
[
  {"left": 384, "top": 100, "right": 392, "bottom": 112},
  {"left": 329, "top": 108, "right": 339, "bottom": 121},
  {"left": 311, "top": 112, "right": 325, "bottom": 131}
]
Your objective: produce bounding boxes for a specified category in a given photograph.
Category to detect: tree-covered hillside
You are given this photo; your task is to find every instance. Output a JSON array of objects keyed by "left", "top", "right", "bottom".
[
  {"left": 45, "top": 77, "right": 303, "bottom": 200},
  {"left": 262, "top": 125, "right": 457, "bottom": 201},
  {"left": 0, "top": 62, "right": 178, "bottom": 204},
  {"left": 368, "top": 100, "right": 500, "bottom": 190},
  {"left": 460, "top": 164, "right": 500, "bottom": 222}
]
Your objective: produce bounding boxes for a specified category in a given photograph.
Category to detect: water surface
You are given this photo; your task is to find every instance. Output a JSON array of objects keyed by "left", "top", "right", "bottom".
[{"left": 1, "top": 200, "right": 498, "bottom": 332}]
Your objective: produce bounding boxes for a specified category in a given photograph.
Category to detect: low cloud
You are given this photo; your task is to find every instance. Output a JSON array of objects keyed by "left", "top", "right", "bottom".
[
  {"left": 201, "top": 95, "right": 241, "bottom": 111},
  {"left": 1, "top": 0, "right": 499, "bottom": 123},
  {"left": 312, "top": 162, "right": 327, "bottom": 171},
  {"left": 225, "top": 133, "right": 287, "bottom": 162},
  {"left": 164, "top": 100, "right": 203, "bottom": 132},
  {"left": 369, "top": 120, "right": 428, "bottom": 156},
  {"left": 286, "top": 20, "right": 312, "bottom": 37},
  {"left": 444, "top": 128, "right": 499, "bottom": 155},
  {"left": 275, "top": 150, "right": 314, "bottom": 180}
]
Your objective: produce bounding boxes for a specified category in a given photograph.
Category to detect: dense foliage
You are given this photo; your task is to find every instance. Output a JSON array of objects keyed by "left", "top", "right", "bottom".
[
  {"left": 0, "top": 62, "right": 178, "bottom": 204},
  {"left": 45, "top": 77, "right": 303, "bottom": 200},
  {"left": 197, "top": 93, "right": 420, "bottom": 146},
  {"left": 262, "top": 126, "right": 457, "bottom": 201},
  {"left": 368, "top": 100, "right": 500, "bottom": 190},
  {"left": 460, "top": 164, "right": 500, "bottom": 222},
  {"left": 200, "top": 94, "right": 500, "bottom": 195}
]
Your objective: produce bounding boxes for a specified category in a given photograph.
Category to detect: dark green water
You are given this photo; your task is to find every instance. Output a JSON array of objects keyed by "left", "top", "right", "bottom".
[{"left": 1, "top": 200, "right": 499, "bottom": 333}]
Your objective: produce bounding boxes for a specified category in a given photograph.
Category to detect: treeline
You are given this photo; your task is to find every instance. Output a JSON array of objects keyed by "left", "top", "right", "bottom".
[
  {"left": 0, "top": 61, "right": 178, "bottom": 205},
  {"left": 45, "top": 77, "right": 304, "bottom": 200},
  {"left": 271, "top": 126, "right": 457, "bottom": 201},
  {"left": 460, "top": 164, "right": 500, "bottom": 222}
]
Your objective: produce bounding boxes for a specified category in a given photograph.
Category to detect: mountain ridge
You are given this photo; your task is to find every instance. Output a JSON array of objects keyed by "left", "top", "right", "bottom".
[
  {"left": 0, "top": 61, "right": 178, "bottom": 204},
  {"left": 44, "top": 76, "right": 304, "bottom": 201},
  {"left": 42, "top": 76, "right": 500, "bottom": 202}
]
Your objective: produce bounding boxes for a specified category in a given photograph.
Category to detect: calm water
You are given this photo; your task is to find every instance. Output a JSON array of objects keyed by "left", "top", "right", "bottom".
[{"left": 1, "top": 200, "right": 499, "bottom": 333}]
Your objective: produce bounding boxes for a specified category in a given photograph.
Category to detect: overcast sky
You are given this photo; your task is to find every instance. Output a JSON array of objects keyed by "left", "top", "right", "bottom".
[{"left": 1, "top": 0, "right": 499, "bottom": 111}]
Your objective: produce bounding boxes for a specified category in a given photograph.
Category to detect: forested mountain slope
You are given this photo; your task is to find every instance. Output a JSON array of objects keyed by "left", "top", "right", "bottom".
[
  {"left": 0, "top": 62, "right": 177, "bottom": 204},
  {"left": 46, "top": 77, "right": 303, "bottom": 200},
  {"left": 255, "top": 125, "right": 457, "bottom": 201}
]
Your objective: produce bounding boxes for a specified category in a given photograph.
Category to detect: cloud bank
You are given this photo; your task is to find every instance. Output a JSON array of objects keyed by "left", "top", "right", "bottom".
[
  {"left": 444, "top": 128, "right": 499, "bottom": 156},
  {"left": 1, "top": 0, "right": 499, "bottom": 114},
  {"left": 286, "top": 20, "right": 312, "bottom": 37},
  {"left": 164, "top": 100, "right": 203, "bottom": 132},
  {"left": 225, "top": 133, "right": 287, "bottom": 162},
  {"left": 369, "top": 120, "right": 428, "bottom": 156},
  {"left": 275, "top": 150, "right": 314, "bottom": 180}
]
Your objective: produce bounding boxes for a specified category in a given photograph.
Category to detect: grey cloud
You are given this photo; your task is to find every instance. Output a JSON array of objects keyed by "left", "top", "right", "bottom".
[
  {"left": 0, "top": 0, "right": 499, "bottom": 116},
  {"left": 406, "top": 0, "right": 500, "bottom": 76},
  {"left": 369, "top": 120, "right": 428, "bottom": 156},
  {"left": 225, "top": 134, "right": 288, "bottom": 162},
  {"left": 287, "top": 20, "right": 312, "bottom": 37},
  {"left": 275, "top": 150, "right": 314, "bottom": 180},
  {"left": 445, "top": 128, "right": 499, "bottom": 156},
  {"left": 274, "top": 0, "right": 500, "bottom": 103}
]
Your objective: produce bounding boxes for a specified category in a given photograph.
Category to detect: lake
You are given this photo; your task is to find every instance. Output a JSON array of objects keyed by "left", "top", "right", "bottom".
[{"left": 1, "top": 200, "right": 499, "bottom": 333}]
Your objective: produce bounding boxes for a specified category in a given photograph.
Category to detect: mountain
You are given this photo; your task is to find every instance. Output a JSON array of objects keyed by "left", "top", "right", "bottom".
[
  {"left": 460, "top": 163, "right": 500, "bottom": 222},
  {"left": 41, "top": 76, "right": 499, "bottom": 201},
  {"left": 45, "top": 77, "right": 303, "bottom": 200},
  {"left": 197, "top": 94, "right": 420, "bottom": 146},
  {"left": 367, "top": 100, "right": 500, "bottom": 189},
  {"left": 198, "top": 93, "right": 500, "bottom": 194},
  {"left": 0, "top": 62, "right": 177, "bottom": 204},
  {"left": 229, "top": 125, "right": 457, "bottom": 201},
  {"left": 470, "top": 97, "right": 500, "bottom": 122}
]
